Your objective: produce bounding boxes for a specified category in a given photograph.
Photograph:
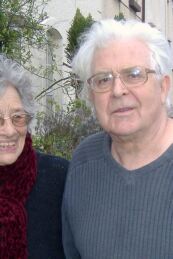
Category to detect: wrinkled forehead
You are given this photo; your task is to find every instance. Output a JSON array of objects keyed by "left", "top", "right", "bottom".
[
  {"left": 91, "top": 39, "right": 152, "bottom": 73},
  {"left": 0, "top": 85, "right": 23, "bottom": 111}
]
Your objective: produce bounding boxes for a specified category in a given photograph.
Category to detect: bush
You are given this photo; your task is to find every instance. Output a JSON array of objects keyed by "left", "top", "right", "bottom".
[{"left": 33, "top": 100, "right": 101, "bottom": 159}]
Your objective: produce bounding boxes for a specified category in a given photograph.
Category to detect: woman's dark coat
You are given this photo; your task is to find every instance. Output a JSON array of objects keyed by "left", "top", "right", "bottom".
[{"left": 26, "top": 151, "right": 68, "bottom": 259}]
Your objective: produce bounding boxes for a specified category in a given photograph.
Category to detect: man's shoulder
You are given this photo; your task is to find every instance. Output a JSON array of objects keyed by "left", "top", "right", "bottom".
[
  {"left": 71, "top": 131, "right": 106, "bottom": 166},
  {"left": 75, "top": 131, "right": 105, "bottom": 152}
]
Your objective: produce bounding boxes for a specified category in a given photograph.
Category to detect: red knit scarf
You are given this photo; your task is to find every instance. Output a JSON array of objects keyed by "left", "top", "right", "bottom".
[{"left": 0, "top": 133, "right": 37, "bottom": 259}]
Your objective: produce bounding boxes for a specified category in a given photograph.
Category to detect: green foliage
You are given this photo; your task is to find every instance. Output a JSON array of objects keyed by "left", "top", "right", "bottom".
[
  {"left": 0, "top": 0, "right": 48, "bottom": 65},
  {"left": 32, "top": 8, "right": 100, "bottom": 159},
  {"left": 65, "top": 8, "right": 94, "bottom": 63},
  {"left": 114, "top": 12, "right": 125, "bottom": 21},
  {"left": 63, "top": 8, "right": 94, "bottom": 99},
  {"left": 33, "top": 100, "right": 101, "bottom": 159}
]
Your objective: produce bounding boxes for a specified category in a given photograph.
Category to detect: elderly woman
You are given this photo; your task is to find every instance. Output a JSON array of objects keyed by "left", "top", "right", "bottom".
[
  {"left": 62, "top": 19, "right": 173, "bottom": 258},
  {"left": 0, "top": 55, "right": 68, "bottom": 259}
]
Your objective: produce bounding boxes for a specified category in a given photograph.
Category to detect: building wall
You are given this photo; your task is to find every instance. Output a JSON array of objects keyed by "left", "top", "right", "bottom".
[
  {"left": 145, "top": 0, "right": 173, "bottom": 45},
  {"left": 33, "top": 0, "right": 173, "bottom": 114},
  {"left": 43, "top": 0, "right": 173, "bottom": 64}
]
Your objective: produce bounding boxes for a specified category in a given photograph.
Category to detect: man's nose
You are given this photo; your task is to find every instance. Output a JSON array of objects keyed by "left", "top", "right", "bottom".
[{"left": 111, "top": 76, "right": 129, "bottom": 97}]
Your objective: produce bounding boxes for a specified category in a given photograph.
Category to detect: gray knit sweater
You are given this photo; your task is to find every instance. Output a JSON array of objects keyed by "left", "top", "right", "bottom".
[{"left": 62, "top": 131, "right": 173, "bottom": 259}]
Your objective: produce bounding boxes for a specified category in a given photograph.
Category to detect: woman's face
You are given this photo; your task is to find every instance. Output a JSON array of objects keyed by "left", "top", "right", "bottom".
[{"left": 0, "top": 85, "right": 27, "bottom": 166}]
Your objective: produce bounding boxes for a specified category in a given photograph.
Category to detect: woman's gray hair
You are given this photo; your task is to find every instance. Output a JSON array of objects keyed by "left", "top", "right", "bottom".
[
  {"left": 72, "top": 19, "right": 173, "bottom": 109},
  {"left": 0, "top": 54, "right": 34, "bottom": 114}
]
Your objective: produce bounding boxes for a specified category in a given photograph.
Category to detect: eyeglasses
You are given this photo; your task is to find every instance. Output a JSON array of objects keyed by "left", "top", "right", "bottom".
[
  {"left": 87, "top": 66, "right": 156, "bottom": 93},
  {"left": 0, "top": 113, "right": 33, "bottom": 127}
]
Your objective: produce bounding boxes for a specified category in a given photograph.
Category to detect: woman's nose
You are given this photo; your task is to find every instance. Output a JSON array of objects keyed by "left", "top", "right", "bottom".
[{"left": 0, "top": 118, "right": 17, "bottom": 135}]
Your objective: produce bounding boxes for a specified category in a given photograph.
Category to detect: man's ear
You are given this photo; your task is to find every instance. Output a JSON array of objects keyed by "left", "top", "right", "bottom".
[
  {"left": 88, "top": 89, "right": 94, "bottom": 102},
  {"left": 161, "top": 75, "right": 171, "bottom": 104}
]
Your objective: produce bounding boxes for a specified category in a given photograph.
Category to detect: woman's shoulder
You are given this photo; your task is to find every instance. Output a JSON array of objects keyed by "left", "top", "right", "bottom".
[
  {"left": 28, "top": 151, "right": 69, "bottom": 204},
  {"left": 27, "top": 151, "right": 68, "bottom": 259},
  {"left": 36, "top": 151, "right": 69, "bottom": 173},
  {"left": 34, "top": 151, "right": 69, "bottom": 188}
]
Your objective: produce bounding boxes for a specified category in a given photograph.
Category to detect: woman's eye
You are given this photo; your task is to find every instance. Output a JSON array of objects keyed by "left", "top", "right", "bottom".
[{"left": 13, "top": 114, "right": 22, "bottom": 119}]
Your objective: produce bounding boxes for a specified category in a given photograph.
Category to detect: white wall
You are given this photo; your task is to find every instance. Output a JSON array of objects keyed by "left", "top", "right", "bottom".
[{"left": 33, "top": 0, "right": 173, "bottom": 113}]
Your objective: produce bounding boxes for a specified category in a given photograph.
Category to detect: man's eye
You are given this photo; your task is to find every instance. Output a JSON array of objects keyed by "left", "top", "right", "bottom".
[
  {"left": 123, "top": 70, "right": 143, "bottom": 81},
  {"left": 99, "top": 77, "right": 110, "bottom": 84},
  {"left": 129, "top": 68, "right": 144, "bottom": 78},
  {"left": 95, "top": 74, "right": 112, "bottom": 85},
  {"left": 130, "top": 72, "right": 141, "bottom": 78}
]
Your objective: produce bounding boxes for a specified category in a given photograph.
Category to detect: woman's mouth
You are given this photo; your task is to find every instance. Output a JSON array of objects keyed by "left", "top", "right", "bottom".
[{"left": 0, "top": 142, "right": 16, "bottom": 152}]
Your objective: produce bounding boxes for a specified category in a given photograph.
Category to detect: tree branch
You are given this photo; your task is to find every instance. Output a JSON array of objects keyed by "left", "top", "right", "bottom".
[{"left": 35, "top": 76, "right": 71, "bottom": 100}]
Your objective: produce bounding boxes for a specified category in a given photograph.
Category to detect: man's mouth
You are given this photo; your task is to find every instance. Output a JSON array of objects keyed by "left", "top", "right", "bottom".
[{"left": 114, "top": 107, "right": 134, "bottom": 113}]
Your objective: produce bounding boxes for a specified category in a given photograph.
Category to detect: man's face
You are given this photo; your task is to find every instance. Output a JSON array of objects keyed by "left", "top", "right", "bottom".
[{"left": 89, "top": 39, "right": 169, "bottom": 139}]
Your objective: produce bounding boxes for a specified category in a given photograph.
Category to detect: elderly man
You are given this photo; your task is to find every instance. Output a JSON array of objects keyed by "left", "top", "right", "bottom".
[{"left": 62, "top": 19, "right": 173, "bottom": 259}]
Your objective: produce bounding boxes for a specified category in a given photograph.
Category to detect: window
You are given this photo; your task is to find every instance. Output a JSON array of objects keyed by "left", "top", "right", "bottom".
[{"left": 129, "top": 0, "right": 141, "bottom": 12}]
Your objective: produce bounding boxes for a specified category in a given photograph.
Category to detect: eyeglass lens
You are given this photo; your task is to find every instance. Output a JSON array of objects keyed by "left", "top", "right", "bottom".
[
  {"left": 88, "top": 66, "right": 155, "bottom": 92},
  {"left": 0, "top": 113, "right": 32, "bottom": 127}
]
